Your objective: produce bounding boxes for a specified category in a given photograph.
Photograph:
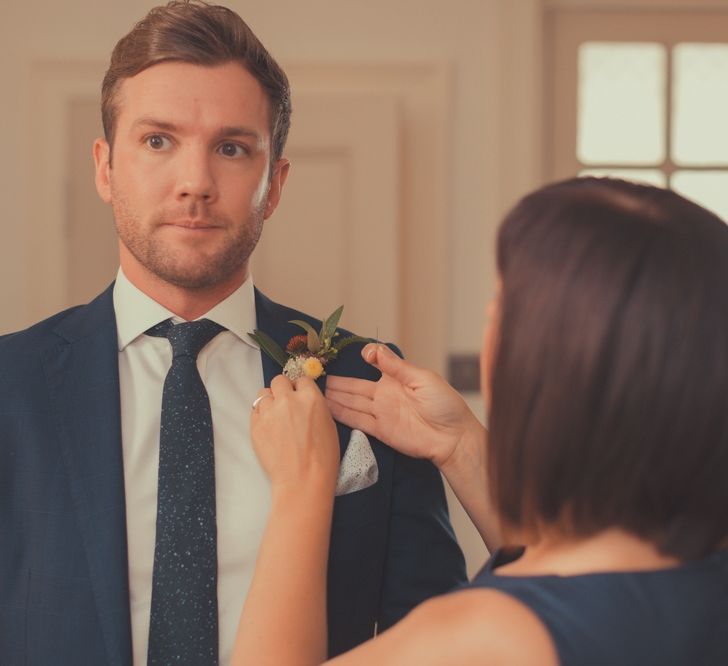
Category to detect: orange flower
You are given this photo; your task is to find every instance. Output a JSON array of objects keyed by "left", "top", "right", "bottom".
[{"left": 286, "top": 334, "right": 308, "bottom": 354}]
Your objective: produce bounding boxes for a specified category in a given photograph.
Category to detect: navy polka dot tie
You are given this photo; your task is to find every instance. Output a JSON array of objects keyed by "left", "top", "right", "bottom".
[{"left": 146, "top": 318, "right": 225, "bottom": 665}]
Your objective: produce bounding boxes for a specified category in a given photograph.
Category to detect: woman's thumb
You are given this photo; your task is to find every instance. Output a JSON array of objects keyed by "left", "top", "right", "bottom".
[{"left": 362, "top": 343, "right": 419, "bottom": 384}]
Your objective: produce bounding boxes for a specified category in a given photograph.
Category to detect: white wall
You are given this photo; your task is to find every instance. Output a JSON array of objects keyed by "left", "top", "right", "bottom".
[
  {"left": 0, "top": 0, "right": 544, "bottom": 349},
  {"left": 1, "top": 0, "right": 548, "bottom": 575}
]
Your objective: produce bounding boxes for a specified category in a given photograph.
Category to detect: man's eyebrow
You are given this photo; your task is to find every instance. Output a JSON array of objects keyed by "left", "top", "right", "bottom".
[
  {"left": 130, "top": 117, "right": 179, "bottom": 132},
  {"left": 215, "top": 125, "right": 265, "bottom": 149},
  {"left": 215, "top": 125, "right": 262, "bottom": 142},
  {"left": 131, "top": 117, "right": 263, "bottom": 144}
]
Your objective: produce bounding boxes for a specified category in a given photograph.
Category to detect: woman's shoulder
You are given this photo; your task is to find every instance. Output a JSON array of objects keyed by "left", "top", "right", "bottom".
[
  {"left": 329, "top": 588, "right": 558, "bottom": 665},
  {"left": 421, "top": 588, "right": 559, "bottom": 665}
]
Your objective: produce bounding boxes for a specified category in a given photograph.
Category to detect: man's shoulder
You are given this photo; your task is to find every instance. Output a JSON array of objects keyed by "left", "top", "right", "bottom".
[
  {"left": 0, "top": 305, "right": 88, "bottom": 405},
  {"left": 0, "top": 285, "right": 115, "bottom": 359},
  {"left": 0, "top": 304, "right": 85, "bottom": 353}
]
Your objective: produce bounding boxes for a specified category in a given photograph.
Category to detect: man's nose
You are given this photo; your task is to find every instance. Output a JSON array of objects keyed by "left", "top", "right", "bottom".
[{"left": 174, "top": 148, "right": 217, "bottom": 203}]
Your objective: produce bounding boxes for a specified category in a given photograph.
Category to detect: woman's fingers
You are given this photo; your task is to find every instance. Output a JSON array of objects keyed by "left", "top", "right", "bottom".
[
  {"left": 325, "top": 374, "right": 377, "bottom": 399},
  {"left": 326, "top": 398, "right": 377, "bottom": 434},
  {"left": 325, "top": 388, "right": 374, "bottom": 415},
  {"left": 291, "top": 375, "right": 319, "bottom": 396},
  {"left": 362, "top": 343, "right": 418, "bottom": 384},
  {"left": 252, "top": 389, "right": 274, "bottom": 414},
  {"left": 325, "top": 384, "right": 377, "bottom": 433},
  {"left": 251, "top": 373, "right": 339, "bottom": 488},
  {"left": 270, "top": 374, "right": 294, "bottom": 396}
]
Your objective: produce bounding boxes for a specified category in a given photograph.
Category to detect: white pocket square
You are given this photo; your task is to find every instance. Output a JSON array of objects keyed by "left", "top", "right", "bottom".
[{"left": 335, "top": 429, "right": 378, "bottom": 496}]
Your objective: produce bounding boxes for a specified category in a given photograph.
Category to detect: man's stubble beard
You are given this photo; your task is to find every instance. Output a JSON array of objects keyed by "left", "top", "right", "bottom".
[{"left": 112, "top": 191, "right": 266, "bottom": 291}]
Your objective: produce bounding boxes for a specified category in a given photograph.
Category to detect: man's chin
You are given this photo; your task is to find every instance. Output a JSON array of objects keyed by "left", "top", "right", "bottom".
[
  {"left": 153, "top": 266, "right": 243, "bottom": 291},
  {"left": 122, "top": 233, "right": 253, "bottom": 292},
  {"left": 144, "top": 251, "right": 248, "bottom": 291}
]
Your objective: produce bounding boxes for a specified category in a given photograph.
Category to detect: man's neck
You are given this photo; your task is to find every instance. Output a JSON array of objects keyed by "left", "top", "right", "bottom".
[{"left": 120, "top": 263, "right": 249, "bottom": 321}]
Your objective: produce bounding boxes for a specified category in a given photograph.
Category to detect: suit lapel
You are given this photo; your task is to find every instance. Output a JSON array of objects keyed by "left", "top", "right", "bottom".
[
  {"left": 254, "top": 288, "right": 310, "bottom": 388},
  {"left": 43, "top": 285, "right": 132, "bottom": 666},
  {"left": 253, "top": 289, "right": 353, "bottom": 456}
]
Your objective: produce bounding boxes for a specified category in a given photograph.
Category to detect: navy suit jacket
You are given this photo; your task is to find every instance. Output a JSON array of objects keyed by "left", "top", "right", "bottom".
[{"left": 0, "top": 285, "right": 466, "bottom": 665}]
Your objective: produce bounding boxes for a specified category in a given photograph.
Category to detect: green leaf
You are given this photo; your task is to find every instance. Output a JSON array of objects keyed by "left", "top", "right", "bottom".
[
  {"left": 321, "top": 305, "right": 344, "bottom": 342},
  {"left": 248, "top": 330, "right": 288, "bottom": 367},
  {"left": 332, "top": 335, "right": 373, "bottom": 352},
  {"left": 289, "top": 320, "right": 321, "bottom": 353}
]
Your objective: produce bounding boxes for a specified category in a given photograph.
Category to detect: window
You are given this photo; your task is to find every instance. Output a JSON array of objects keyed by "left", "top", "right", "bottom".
[{"left": 548, "top": 9, "right": 728, "bottom": 220}]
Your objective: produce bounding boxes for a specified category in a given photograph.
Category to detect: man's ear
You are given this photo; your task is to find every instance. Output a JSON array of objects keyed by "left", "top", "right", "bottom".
[
  {"left": 93, "top": 138, "right": 112, "bottom": 204},
  {"left": 264, "top": 158, "right": 290, "bottom": 220}
]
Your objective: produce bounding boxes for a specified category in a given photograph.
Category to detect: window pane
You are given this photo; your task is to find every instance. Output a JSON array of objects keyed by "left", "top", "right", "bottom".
[
  {"left": 578, "top": 42, "right": 666, "bottom": 165},
  {"left": 671, "top": 171, "right": 728, "bottom": 221},
  {"left": 673, "top": 43, "right": 728, "bottom": 166},
  {"left": 579, "top": 168, "right": 667, "bottom": 187}
]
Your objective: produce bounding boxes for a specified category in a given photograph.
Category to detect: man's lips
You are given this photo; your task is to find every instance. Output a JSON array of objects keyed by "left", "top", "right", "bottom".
[{"left": 162, "top": 220, "right": 222, "bottom": 231}]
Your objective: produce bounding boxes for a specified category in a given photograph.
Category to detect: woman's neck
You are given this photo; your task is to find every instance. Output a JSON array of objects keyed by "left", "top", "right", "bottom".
[{"left": 497, "top": 527, "right": 681, "bottom": 577}]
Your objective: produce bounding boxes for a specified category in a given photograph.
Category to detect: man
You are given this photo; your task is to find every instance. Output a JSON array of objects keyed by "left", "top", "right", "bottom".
[{"left": 0, "top": 2, "right": 465, "bottom": 664}]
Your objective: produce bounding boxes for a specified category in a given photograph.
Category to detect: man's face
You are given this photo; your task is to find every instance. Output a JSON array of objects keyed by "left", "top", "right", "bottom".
[{"left": 94, "top": 61, "right": 288, "bottom": 292}]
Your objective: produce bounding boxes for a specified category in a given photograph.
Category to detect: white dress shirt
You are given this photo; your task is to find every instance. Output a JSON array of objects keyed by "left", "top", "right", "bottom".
[{"left": 113, "top": 269, "right": 270, "bottom": 666}]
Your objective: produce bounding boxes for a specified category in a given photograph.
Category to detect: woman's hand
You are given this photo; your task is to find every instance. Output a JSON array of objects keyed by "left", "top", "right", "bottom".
[
  {"left": 251, "top": 374, "right": 340, "bottom": 496},
  {"left": 327, "top": 344, "right": 500, "bottom": 550},
  {"left": 325, "top": 343, "right": 482, "bottom": 469},
  {"left": 237, "top": 375, "right": 338, "bottom": 666}
]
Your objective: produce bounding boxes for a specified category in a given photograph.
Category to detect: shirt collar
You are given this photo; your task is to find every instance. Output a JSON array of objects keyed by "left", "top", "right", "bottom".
[{"left": 112, "top": 268, "right": 259, "bottom": 352}]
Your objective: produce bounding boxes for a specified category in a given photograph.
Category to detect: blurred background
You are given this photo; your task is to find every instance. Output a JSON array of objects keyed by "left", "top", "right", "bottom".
[{"left": 2, "top": 0, "right": 728, "bottom": 574}]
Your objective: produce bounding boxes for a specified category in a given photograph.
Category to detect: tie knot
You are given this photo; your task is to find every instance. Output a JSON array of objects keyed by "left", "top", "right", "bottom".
[{"left": 146, "top": 318, "right": 226, "bottom": 359}]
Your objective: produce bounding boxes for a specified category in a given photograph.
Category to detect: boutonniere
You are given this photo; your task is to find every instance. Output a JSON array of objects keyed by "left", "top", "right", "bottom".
[{"left": 249, "top": 305, "right": 371, "bottom": 380}]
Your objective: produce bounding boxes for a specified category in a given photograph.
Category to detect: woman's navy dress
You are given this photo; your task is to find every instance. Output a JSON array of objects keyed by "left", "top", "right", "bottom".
[{"left": 468, "top": 547, "right": 728, "bottom": 665}]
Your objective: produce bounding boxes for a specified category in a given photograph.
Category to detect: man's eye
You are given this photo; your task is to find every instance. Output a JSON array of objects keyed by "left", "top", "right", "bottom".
[
  {"left": 219, "top": 142, "right": 246, "bottom": 158},
  {"left": 146, "top": 135, "right": 171, "bottom": 150}
]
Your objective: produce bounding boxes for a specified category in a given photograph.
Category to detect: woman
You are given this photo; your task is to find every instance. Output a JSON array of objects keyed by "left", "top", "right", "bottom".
[{"left": 233, "top": 178, "right": 728, "bottom": 665}]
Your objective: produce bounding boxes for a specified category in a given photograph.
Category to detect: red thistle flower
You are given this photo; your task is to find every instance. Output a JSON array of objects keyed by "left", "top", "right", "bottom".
[{"left": 286, "top": 334, "right": 308, "bottom": 354}]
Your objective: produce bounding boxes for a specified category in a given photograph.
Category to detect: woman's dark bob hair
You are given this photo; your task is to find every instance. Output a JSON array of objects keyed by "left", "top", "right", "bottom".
[{"left": 489, "top": 177, "right": 728, "bottom": 560}]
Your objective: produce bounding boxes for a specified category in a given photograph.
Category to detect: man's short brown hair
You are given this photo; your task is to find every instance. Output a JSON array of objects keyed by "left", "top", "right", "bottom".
[
  {"left": 489, "top": 177, "right": 728, "bottom": 560},
  {"left": 101, "top": 0, "right": 291, "bottom": 164}
]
